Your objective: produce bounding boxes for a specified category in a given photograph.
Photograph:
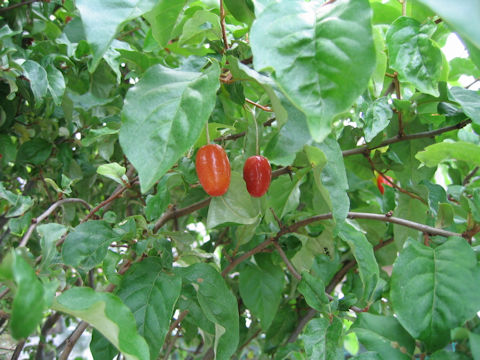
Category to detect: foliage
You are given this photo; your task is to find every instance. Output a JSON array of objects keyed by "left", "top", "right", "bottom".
[{"left": 0, "top": 0, "right": 480, "bottom": 359}]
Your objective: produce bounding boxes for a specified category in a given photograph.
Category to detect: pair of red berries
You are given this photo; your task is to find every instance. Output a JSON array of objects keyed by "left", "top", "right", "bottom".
[{"left": 195, "top": 144, "right": 271, "bottom": 197}]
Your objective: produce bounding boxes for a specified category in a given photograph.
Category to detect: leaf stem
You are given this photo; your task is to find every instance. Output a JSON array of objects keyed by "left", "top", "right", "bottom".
[
  {"left": 219, "top": 0, "right": 229, "bottom": 51},
  {"left": 245, "top": 98, "right": 272, "bottom": 112}
]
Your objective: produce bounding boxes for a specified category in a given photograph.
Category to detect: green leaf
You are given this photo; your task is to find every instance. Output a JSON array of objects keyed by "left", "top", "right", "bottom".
[
  {"left": 386, "top": 17, "right": 442, "bottom": 96},
  {"left": 250, "top": 0, "right": 375, "bottom": 141},
  {"left": 181, "top": 263, "right": 239, "bottom": 360},
  {"left": 470, "top": 332, "right": 480, "bottom": 360},
  {"left": 298, "top": 272, "right": 329, "bottom": 312},
  {"left": 97, "top": 162, "right": 127, "bottom": 185},
  {"left": 390, "top": 237, "right": 480, "bottom": 352},
  {"left": 224, "top": 0, "right": 255, "bottom": 26},
  {"left": 351, "top": 353, "right": 382, "bottom": 360},
  {"left": 371, "top": 26, "right": 388, "bottom": 97},
  {"left": 178, "top": 10, "right": 222, "bottom": 46},
  {"left": 207, "top": 172, "right": 261, "bottom": 229},
  {"left": 352, "top": 313, "right": 415, "bottom": 360},
  {"left": 239, "top": 254, "right": 284, "bottom": 330},
  {"left": 302, "top": 317, "right": 343, "bottom": 360},
  {"left": 363, "top": 97, "right": 393, "bottom": 143},
  {"left": 311, "top": 138, "right": 350, "bottom": 224},
  {"left": 416, "top": 141, "right": 480, "bottom": 167},
  {"left": 52, "top": 287, "right": 150, "bottom": 360},
  {"left": 144, "top": 0, "right": 186, "bottom": 47},
  {"left": 0, "top": 251, "right": 46, "bottom": 339},
  {"left": 16, "top": 138, "right": 52, "bottom": 166},
  {"left": 429, "top": 350, "right": 471, "bottom": 360},
  {"left": 23, "top": 60, "right": 48, "bottom": 103},
  {"left": 413, "top": 0, "right": 480, "bottom": 49},
  {"left": 448, "top": 87, "right": 480, "bottom": 125},
  {"left": 37, "top": 223, "right": 67, "bottom": 270},
  {"left": 62, "top": 220, "right": 117, "bottom": 270},
  {"left": 393, "top": 193, "right": 428, "bottom": 249},
  {"left": 0, "top": 183, "right": 34, "bottom": 218},
  {"left": 116, "top": 258, "right": 182, "bottom": 359},
  {"left": 91, "top": 329, "right": 118, "bottom": 360},
  {"left": 336, "top": 223, "right": 379, "bottom": 302},
  {"left": 292, "top": 226, "right": 335, "bottom": 273},
  {"left": 46, "top": 64, "right": 66, "bottom": 105},
  {"left": 119, "top": 63, "right": 220, "bottom": 193},
  {"left": 75, "top": 0, "right": 157, "bottom": 71},
  {"left": 269, "top": 168, "right": 308, "bottom": 219}
]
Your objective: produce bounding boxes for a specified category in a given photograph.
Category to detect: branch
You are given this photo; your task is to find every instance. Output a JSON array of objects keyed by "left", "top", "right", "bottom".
[
  {"left": 58, "top": 321, "right": 89, "bottom": 360},
  {"left": 0, "top": 0, "right": 40, "bottom": 13},
  {"left": 19, "top": 198, "right": 91, "bottom": 248},
  {"left": 272, "top": 241, "right": 301, "bottom": 280},
  {"left": 154, "top": 167, "right": 291, "bottom": 233},
  {"left": 219, "top": 0, "right": 229, "bottom": 51},
  {"left": 463, "top": 166, "right": 479, "bottom": 186},
  {"left": 35, "top": 312, "right": 62, "bottom": 360},
  {"left": 245, "top": 98, "right": 273, "bottom": 112},
  {"left": 342, "top": 119, "right": 472, "bottom": 157},
  {"left": 10, "top": 340, "right": 25, "bottom": 360}
]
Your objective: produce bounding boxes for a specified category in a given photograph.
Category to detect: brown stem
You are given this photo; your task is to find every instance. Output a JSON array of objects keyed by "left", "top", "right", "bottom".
[
  {"left": 222, "top": 238, "right": 274, "bottom": 277},
  {"left": 245, "top": 98, "right": 273, "bottom": 112},
  {"left": 342, "top": 119, "right": 471, "bottom": 157},
  {"left": 272, "top": 241, "right": 301, "bottom": 280},
  {"left": 19, "top": 198, "right": 91, "bottom": 248},
  {"left": 10, "top": 340, "right": 25, "bottom": 360},
  {"left": 391, "top": 72, "right": 405, "bottom": 137},
  {"left": 0, "top": 0, "right": 39, "bottom": 13},
  {"left": 58, "top": 321, "right": 89, "bottom": 360},
  {"left": 219, "top": 0, "right": 229, "bottom": 51},
  {"left": 463, "top": 166, "right": 479, "bottom": 186},
  {"left": 35, "top": 312, "right": 62, "bottom": 360}
]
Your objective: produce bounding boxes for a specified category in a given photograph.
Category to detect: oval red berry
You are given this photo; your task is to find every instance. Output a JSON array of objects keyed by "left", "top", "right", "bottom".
[
  {"left": 195, "top": 144, "right": 231, "bottom": 197},
  {"left": 243, "top": 155, "right": 271, "bottom": 197}
]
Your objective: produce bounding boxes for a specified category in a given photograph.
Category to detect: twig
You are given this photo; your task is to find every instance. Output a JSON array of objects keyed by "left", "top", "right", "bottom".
[
  {"left": 219, "top": 0, "right": 229, "bottom": 51},
  {"left": 35, "top": 312, "right": 62, "bottom": 360},
  {"left": 463, "top": 166, "right": 479, "bottom": 186},
  {"left": 58, "top": 321, "right": 89, "bottom": 360},
  {"left": 82, "top": 184, "right": 130, "bottom": 222},
  {"left": 245, "top": 98, "right": 272, "bottom": 112},
  {"left": 154, "top": 167, "right": 290, "bottom": 233},
  {"left": 466, "top": 78, "right": 480, "bottom": 89},
  {"left": 213, "top": 117, "right": 275, "bottom": 142},
  {"left": 342, "top": 119, "right": 472, "bottom": 157},
  {"left": 19, "top": 198, "right": 91, "bottom": 248},
  {"left": 391, "top": 72, "right": 405, "bottom": 137},
  {"left": 10, "top": 340, "right": 25, "bottom": 360},
  {"left": 272, "top": 241, "right": 301, "bottom": 280},
  {"left": 222, "top": 238, "right": 274, "bottom": 277},
  {"left": 0, "top": 0, "right": 39, "bottom": 13}
]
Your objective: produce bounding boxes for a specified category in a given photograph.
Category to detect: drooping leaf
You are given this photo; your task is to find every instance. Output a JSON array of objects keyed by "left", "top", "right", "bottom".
[
  {"left": 90, "top": 329, "right": 118, "bottom": 360},
  {"left": 224, "top": 0, "right": 255, "bottom": 26},
  {"left": 46, "top": 64, "right": 66, "bottom": 105},
  {"left": 0, "top": 183, "right": 34, "bottom": 218},
  {"left": 75, "top": 0, "right": 157, "bottom": 71},
  {"left": 413, "top": 0, "right": 480, "bottom": 49},
  {"left": 52, "top": 287, "right": 150, "bottom": 360},
  {"left": 119, "top": 63, "right": 220, "bottom": 193},
  {"left": 336, "top": 222, "right": 379, "bottom": 302},
  {"left": 302, "top": 317, "right": 343, "bottom": 360},
  {"left": 62, "top": 220, "right": 117, "bottom": 270},
  {"left": 0, "top": 251, "right": 46, "bottom": 339},
  {"left": 298, "top": 272, "right": 329, "bottom": 312},
  {"left": 416, "top": 141, "right": 480, "bottom": 167},
  {"left": 391, "top": 237, "right": 480, "bottom": 352},
  {"left": 386, "top": 16, "right": 443, "bottom": 96},
  {"left": 23, "top": 60, "right": 48, "bottom": 103},
  {"left": 37, "top": 223, "right": 67, "bottom": 270},
  {"left": 363, "top": 97, "right": 393, "bottom": 143},
  {"left": 239, "top": 254, "right": 284, "bottom": 330},
  {"left": 250, "top": 0, "right": 375, "bottom": 141},
  {"left": 448, "top": 87, "right": 480, "bottom": 125},
  {"left": 144, "top": 0, "right": 186, "bottom": 47},
  {"left": 97, "top": 162, "right": 127, "bottom": 185},
  {"left": 116, "top": 258, "right": 182, "bottom": 359},
  {"left": 352, "top": 313, "right": 415, "bottom": 360},
  {"left": 268, "top": 168, "right": 308, "bottom": 219},
  {"left": 180, "top": 263, "right": 239, "bottom": 360},
  {"left": 207, "top": 172, "right": 261, "bottom": 229}
]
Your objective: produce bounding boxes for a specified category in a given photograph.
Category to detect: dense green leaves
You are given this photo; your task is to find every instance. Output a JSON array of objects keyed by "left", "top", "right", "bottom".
[
  {"left": 116, "top": 258, "right": 182, "bottom": 359},
  {"left": 391, "top": 238, "right": 480, "bottom": 351},
  {"left": 53, "top": 287, "right": 150, "bottom": 360},
  {"left": 119, "top": 63, "right": 220, "bottom": 193},
  {"left": 251, "top": 0, "right": 375, "bottom": 141}
]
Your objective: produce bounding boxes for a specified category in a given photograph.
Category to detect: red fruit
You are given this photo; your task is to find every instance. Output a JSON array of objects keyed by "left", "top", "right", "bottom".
[
  {"left": 65, "top": 16, "right": 73, "bottom": 24},
  {"left": 243, "top": 155, "right": 271, "bottom": 197},
  {"left": 376, "top": 174, "right": 393, "bottom": 195},
  {"left": 195, "top": 144, "right": 231, "bottom": 197}
]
